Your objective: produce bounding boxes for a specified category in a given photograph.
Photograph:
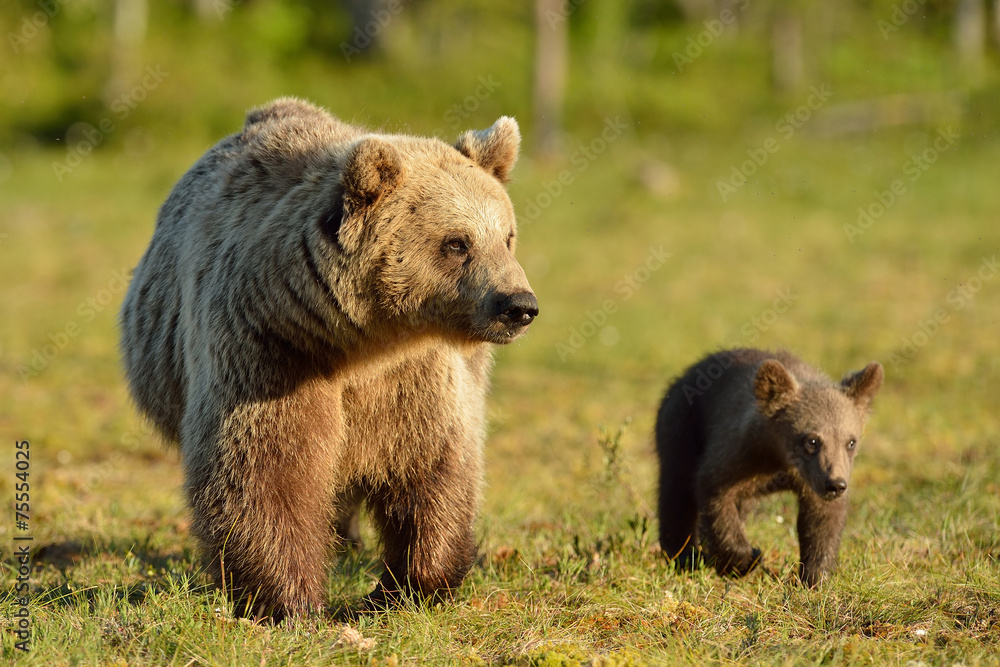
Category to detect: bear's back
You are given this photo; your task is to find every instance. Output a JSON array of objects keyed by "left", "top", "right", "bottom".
[
  {"left": 658, "top": 348, "right": 833, "bottom": 458},
  {"left": 154, "top": 98, "right": 357, "bottom": 240},
  {"left": 233, "top": 97, "right": 361, "bottom": 192},
  {"left": 121, "top": 99, "right": 361, "bottom": 441}
]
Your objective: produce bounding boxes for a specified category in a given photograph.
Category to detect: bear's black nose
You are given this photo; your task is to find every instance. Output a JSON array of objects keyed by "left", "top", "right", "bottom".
[
  {"left": 825, "top": 478, "right": 847, "bottom": 498},
  {"left": 496, "top": 292, "right": 538, "bottom": 327}
]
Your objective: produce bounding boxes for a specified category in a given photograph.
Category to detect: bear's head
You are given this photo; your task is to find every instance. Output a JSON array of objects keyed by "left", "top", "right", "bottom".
[
  {"left": 754, "top": 359, "right": 883, "bottom": 501},
  {"left": 325, "top": 117, "right": 537, "bottom": 345}
]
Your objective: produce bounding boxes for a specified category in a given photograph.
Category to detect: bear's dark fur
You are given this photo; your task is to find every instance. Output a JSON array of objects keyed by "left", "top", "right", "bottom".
[{"left": 656, "top": 348, "right": 883, "bottom": 586}]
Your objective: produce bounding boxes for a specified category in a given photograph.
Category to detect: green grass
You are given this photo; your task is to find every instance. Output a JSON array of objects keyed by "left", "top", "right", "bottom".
[
  {"left": 2, "top": 7, "right": 1000, "bottom": 657},
  {"left": 2, "top": 121, "right": 998, "bottom": 664}
]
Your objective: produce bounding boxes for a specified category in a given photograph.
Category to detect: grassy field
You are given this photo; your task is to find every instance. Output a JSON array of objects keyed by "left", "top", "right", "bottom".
[
  {"left": 2, "top": 8, "right": 1000, "bottom": 659},
  {"left": 2, "top": 119, "right": 998, "bottom": 664}
]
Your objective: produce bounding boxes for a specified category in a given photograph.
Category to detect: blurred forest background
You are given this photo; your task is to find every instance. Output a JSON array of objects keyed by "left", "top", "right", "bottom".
[{"left": 3, "top": 0, "right": 1000, "bottom": 158}]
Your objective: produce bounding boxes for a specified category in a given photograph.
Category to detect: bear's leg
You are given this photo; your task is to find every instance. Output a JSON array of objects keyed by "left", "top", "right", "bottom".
[
  {"left": 796, "top": 491, "right": 848, "bottom": 587},
  {"left": 365, "top": 452, "right": 478, "bottom": 606},
  {"left": 657, "top": 450, "right": 701, "bottom": 570},
  {"left": 697, "top": 485, "right": 762, "bottom": 577},
  {"left": 190, "top": 477, "right": 334, "bottom": 621},
  {"left": 656, "top": 402, "right": 705, "bottom": 570},
  {"left": 185, "top": 400, "right": 337, "bottom": 622}
]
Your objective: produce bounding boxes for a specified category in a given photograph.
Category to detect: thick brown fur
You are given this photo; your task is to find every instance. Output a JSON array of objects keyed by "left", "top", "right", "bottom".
[
  {"left": 655, "top": 348, "right": 882, "bottom": 587},
  {"left": 119, "top": 98, "right": 538, "bottom": 621}
]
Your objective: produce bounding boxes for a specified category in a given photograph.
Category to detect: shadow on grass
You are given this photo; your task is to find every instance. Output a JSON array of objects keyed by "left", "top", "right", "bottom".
[
  {"left": 30, "top": 533, "right": 396, "bottom": 622},
  {"left": 31, "top": 535, "right": 204, "bottom": 612}
]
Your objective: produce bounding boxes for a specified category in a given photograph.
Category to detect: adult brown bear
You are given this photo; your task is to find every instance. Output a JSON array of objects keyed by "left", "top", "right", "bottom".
[{"left": 120, "top": 98, "right": 538, "bottom": 621}]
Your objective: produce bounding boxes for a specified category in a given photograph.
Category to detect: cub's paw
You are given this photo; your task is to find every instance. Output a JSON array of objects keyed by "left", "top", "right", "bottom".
[
  {"left": 670, "top": 546, "right": 706, "bottom": 572},
  {"left": 714, "top": 547, "right": 764, "bottom": 578}
]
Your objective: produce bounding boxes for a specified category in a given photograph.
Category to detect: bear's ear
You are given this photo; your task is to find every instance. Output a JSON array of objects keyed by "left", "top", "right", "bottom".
[
  {"left": 337, "top": 136, "right": 406, "bottom": 251},
  {"left": 841, "top": 362, "right": 883, "bottom": 414},
  {"left": 754, "top": 359, "right": 799, "bottom": 417},
  {"left": 454, "top": 116, "right": 520, "bottom": 183}
]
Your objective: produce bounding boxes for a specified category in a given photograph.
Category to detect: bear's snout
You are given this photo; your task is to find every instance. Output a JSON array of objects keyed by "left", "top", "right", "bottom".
[
  {"left": 495, "top": 291, "right": 538, "bottom": 328},
  {"left": 823, "top": 477, "right": 847, "bottom": 499}
]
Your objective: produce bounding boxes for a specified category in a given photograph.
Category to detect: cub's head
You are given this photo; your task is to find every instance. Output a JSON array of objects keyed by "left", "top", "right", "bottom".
[
  {"left": 754, "top": 359, "right": 883, "bottom": 500},
  {"left": 328, "top": 117, "right": 537, "bottom": 344}
]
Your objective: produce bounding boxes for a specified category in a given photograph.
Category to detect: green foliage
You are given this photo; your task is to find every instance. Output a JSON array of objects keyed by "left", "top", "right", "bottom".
[{"left": 2, "top": 0, "right": 998, "bottom": 145}]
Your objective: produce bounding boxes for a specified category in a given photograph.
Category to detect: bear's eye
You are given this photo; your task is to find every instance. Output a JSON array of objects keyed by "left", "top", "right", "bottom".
[
  {"left": 846, "top": 439, "right": 856, "bottom": 450},
  {"left": 442, "top": 237, "right": 470, "bottom": 255},
  {"left": 803, "top": 436, "right": 821, "bottom": 455},
  {"left": 507, "top": 233, "right": 515, "bottom": 250}
]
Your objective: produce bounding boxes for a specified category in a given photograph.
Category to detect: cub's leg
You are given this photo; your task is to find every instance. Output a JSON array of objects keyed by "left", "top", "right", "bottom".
[
  {"left": 796, "top": 490, "right": 848, "bottom": 587},
  {"left": 655, "top": 397, "right": 704, "bottom": 569},
  {"left": 696, "top": 480, "right": 762, "bottom": 577},
  {"left": 657, "top": 443, "right": 702, "bottom": 569},
  {"left": 365, "top": 448, "right": 479, "bottom": 607}
]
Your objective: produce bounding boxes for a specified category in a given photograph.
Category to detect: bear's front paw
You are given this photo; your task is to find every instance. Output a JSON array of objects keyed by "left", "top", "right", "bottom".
[
  {"left": 361, "top": 583, "right": 405, "bottom": 612},
  {"left": 798, "top": 563, "right": 828, "bottom": 588},
  {"left": 745, "top": 547, "right": 764, "bottom": 575}
]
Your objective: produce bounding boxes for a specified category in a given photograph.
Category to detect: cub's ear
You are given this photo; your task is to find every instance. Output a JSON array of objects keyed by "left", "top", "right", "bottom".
[
  {"left": 335, "top": 136, "right": 406, "bottom": 251},
  {"left": 841, "top": 362, "right": 883, "bottom": 414},
  {"left": 754, "top": 359, "right": 799, "bottom": 417},
  {"left": 454, "top": 116, "right": 520, "bottom": 183}
]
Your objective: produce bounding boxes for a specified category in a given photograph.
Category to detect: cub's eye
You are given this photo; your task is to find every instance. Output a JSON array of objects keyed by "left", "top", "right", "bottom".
[
  {"left": 442, "top": 238, "right": 469, "bottom": 254},
  {"left": 507, "top": 233, "right": 515, "bottom": 250},
  {"left": 846, "top": 439, "right": 857, "bottom": 450},
  {"left": 803, "top": 436, "right": 821, "bottom": 454}
]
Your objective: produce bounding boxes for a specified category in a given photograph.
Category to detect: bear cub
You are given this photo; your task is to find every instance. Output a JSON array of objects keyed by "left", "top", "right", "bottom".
[{"left": 655, "top": 348, "right": 883, "bottom": 586}]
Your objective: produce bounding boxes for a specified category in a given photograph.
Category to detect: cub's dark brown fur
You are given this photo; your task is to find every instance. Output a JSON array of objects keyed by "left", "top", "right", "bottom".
[
  {"left": 120, "top": 98, "right": 537, "bottom": 621},
  {"left": 656, "top": 348, "right": 882, "bottom": 586}
]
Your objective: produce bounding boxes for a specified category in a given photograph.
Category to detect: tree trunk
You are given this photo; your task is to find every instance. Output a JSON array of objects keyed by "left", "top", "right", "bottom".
[
  {"left": 107, "top": 0, "right": 147, "bottom": 100},
  {"left": 955, "top": 0, "right": 985, "bottom": 66},
  {"left": 533, "top": 0, "right": 568, "bottom": 157},
  {"left": 771, "top": 11, "right": 803, "bottom": 92}
]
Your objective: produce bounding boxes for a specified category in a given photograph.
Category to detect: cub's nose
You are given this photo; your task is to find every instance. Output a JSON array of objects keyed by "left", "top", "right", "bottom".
[
  {"left": 496, "top": 292, "right": 538, "bottom": 327},
  {"left": 825, "top": 478, "right": 848, "bottom": 498}
]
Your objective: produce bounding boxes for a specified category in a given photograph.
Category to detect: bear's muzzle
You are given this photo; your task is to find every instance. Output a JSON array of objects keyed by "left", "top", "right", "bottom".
[{"left": 495, "top": 291, "right": 538, "bottom": 330}]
